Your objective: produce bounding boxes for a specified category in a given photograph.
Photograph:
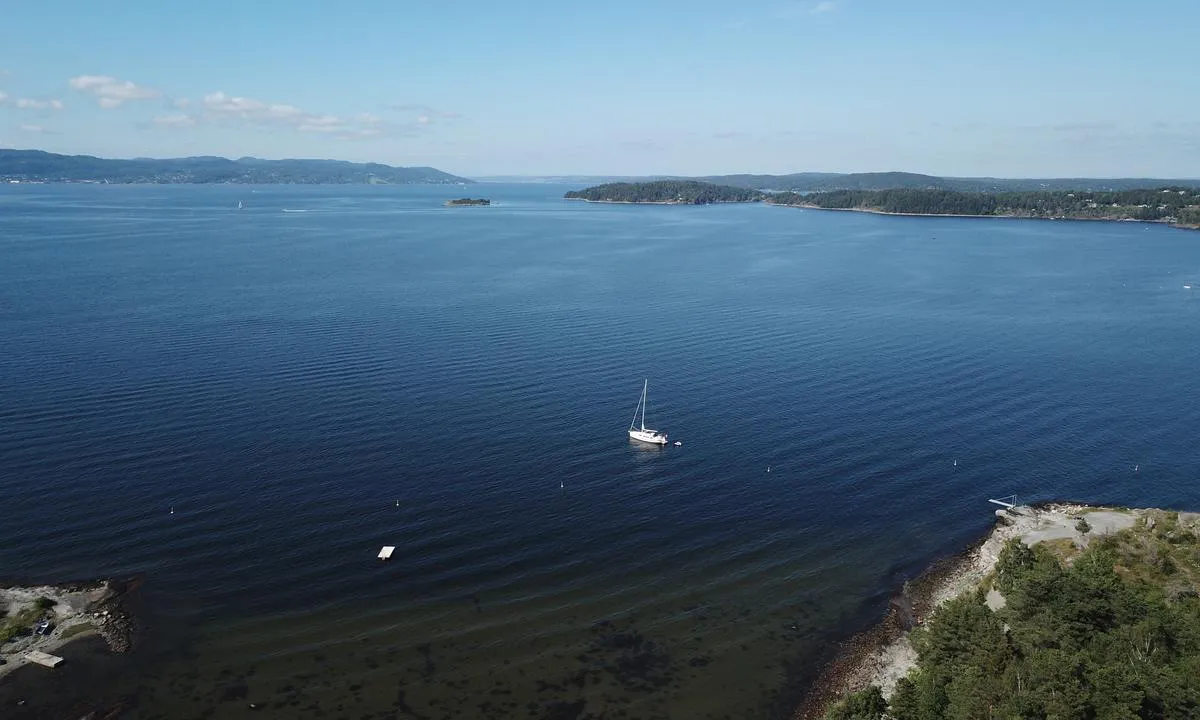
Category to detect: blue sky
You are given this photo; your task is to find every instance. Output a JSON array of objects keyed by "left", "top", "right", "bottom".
[{"left": 2, "top": 0, "right": 1198, "bottom": 177}]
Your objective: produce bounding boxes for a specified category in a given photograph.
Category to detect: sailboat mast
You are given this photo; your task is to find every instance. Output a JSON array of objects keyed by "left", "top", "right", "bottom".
[{"left": 641, "top": 379, "right": 648, "bottom": 431}]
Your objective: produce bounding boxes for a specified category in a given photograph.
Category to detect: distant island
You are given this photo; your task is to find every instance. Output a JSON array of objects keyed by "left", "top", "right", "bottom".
[
  {"left": 444, "top": 197, "right": 490, "bottom": 206},
  {"left": 768, "top": 188, "right": 1200, "bottom": 229},
  {"left": 692, "top": 171, "right": 1200, "bottom": 193},
  {"left": 0, "top": 149, "right": 471, "bottom": 185},
  {"left": 562, "top": 180, "right": 1200, "bottom": 229},
  {"left": 498, "top": 171, "right": 1200, "bottom": 193},
  {"left": 564, "top": 180, "right": 763, "bottom": 204}
]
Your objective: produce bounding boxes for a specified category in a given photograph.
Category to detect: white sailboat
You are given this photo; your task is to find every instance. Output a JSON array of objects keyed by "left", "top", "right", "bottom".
[{"left": 628, "top": 379, "right": 668, "bottom": 445}]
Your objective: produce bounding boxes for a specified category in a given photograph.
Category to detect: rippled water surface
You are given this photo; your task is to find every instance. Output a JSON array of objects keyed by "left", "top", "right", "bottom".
[{"left": 2, "top": 184, "right": 1199, "bottom": 719}]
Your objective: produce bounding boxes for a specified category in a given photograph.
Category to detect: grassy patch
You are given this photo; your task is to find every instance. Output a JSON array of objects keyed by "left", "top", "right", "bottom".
[
  {"left": 0, "top": 603, "right": 46, "bottom": 644},
  {"left": 58, "top": 622, "right": 97, "bottom": 641},
  {"left": 1040, "top": 538, "right": 1081, "bottom": 563}
]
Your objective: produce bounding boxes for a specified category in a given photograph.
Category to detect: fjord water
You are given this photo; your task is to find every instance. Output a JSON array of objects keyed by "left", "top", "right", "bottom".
[{"left": 2, "top": 184, "right": 1199, "bottom": 719}]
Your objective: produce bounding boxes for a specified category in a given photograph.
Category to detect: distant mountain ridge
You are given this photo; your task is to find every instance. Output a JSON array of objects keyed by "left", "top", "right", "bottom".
[
  {"left": 482, "top": 171, "right": 1200, "bottom": 193},
  {"left": 0, "top": 149, "right": 470, "bottom": 185},
  {"left": 689, "top": 171, "right": 1200, "bottom": 192}
]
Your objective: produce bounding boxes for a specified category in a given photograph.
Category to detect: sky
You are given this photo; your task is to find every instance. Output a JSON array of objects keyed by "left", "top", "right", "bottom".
[{"left": 1, "top": 0, "right": 1199, "bottom": 178}]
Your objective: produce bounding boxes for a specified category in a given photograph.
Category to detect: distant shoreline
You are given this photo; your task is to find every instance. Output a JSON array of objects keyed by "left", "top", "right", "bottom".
[{"left": 770, "top": 202, "right": 1200, "bottom": 230}]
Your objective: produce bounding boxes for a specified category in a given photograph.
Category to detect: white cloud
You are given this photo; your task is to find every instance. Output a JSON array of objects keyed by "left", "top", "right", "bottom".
[
  {"left": 145, "top": 89, "right": 451, "bottom": 143},
  {"left": 15, "top": 98, "right": 65, "bottom": 110},
  {"left": 19, "top": 124, "right": 46, "bottom": 133},
  {"left": 811, "top": 0, "right": 838, "bottom": 13},
  {"left": 388, "top": 103, "right": 460, "bottom": 123},
  {"left": 69, "top": 75, "right": 159, "bottom": 108},
  {"left": 151, "top": 113, "right": 196, "bottom": 127},
  {"left": 0, "top": 91, "right": 8, "bottom": 103},
  {"left": 151, "top": 90, "right": 430, "bottom": 141}
]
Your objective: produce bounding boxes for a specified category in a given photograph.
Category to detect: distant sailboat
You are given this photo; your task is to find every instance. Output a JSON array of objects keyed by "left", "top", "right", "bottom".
[
  {"left": 237, "top": 200, "right": 243, "bottom": 210},
  {"left": 628, "top": 380, "right": 668, "bottom": 445}
]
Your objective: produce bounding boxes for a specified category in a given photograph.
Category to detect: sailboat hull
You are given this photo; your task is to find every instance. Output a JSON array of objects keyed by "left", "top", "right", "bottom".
[{"left": 628, "top": 429, "right": 667, "bottom": 445}]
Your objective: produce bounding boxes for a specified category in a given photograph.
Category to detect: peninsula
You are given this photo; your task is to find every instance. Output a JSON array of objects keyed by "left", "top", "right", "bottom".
[
  {"left": 0, "top": 149, "right": 470, "bottom": 185},
  {"left": 768, "top": 188, "right": 1200, "bottom": 229},
  {"left": 801, "top": 504, "right": 1200, "bottom": 720},
  {"left": 1, "top": 577, "right": 138, "bottom": 678},
  {"left": 564, "top": 180, "right": 763, "bottom": 204},
  {"left": 444, "top": 197, "right": 490, "bottom": 206}
]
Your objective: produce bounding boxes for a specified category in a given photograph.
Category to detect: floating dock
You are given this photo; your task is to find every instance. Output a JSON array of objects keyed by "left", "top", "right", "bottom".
[
  {"left": 378, "top": 546, "right": 395, "bottom": 561},
  {"left": 26, "top": 650, "right": 64, "bottom": 668}
]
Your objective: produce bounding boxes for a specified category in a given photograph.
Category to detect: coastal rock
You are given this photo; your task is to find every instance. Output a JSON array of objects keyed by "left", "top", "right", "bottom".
[
  {"left": 793, "top": 504, "right": 1142, "bottom": 719},
  {"left": 1, "top": 576, "right": 141, "bottom": 681}
]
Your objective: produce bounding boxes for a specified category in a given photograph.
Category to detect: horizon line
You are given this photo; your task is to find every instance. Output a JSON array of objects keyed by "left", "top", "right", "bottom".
[{"left": 4, "top": 148, "right": 1200, "bottom": 183}]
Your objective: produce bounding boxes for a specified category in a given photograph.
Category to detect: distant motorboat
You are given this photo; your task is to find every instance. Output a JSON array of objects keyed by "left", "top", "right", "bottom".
[{"left": 628, "top": 379, "right": 667, "bottom": 445}]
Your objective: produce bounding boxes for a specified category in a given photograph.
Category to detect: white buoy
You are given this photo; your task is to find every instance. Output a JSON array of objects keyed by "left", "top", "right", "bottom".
[
  {"left": 560, "top": 481, "right": 564, "bottom": 489},
  {"left": 953, "top": 459, "right": 957, "bottom": 467},
  {"left": 1134, "top": 464, "right": 1139, "bottom": 472},
  {"left": 169, "top": 506, "right": 174, "bottom": 514},
  {"left": 767, "top": 466, "right": 771, "bottom": 473}
]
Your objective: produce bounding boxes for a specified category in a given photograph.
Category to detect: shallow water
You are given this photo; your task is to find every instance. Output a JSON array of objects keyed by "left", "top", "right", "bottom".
[{"left": 2, "top": 184, "right": 1199, "bottom": 718}]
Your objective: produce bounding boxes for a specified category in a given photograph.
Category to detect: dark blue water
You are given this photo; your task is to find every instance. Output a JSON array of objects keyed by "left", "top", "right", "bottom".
[{"left": 2, "top": 184, "right": 1199, "bottom": 718}]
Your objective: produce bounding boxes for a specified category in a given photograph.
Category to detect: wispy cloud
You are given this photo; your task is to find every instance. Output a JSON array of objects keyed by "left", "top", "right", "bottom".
[
  {"left": 19, "top": 124, "right": 48, "bottom": 133},
  {"left": 0, "top": 91, "right": 8, "bottom": 104},
  {"left": 150, "top": 112, "right": 196, "bottom": 128},
  {"left": 387, "top": 103, "right": 461, "bottom": 125},
  {"left": 15, "top": 98, "right": 65, "bottom": 110},
  {"left": 69, "top": 75, "right": 159, "bottom": 108},
  {"left": 777, "top": 0, "right": 840, "bottom": 18},
  {"left": 1047, "top": 121, "right": 1116, "bottom": 133},
  {"left": 148, "top": 92, "right": 450, "bottom": 140},
  {"left": 148, "top": 91, "right": 427, "bottom": 141}
]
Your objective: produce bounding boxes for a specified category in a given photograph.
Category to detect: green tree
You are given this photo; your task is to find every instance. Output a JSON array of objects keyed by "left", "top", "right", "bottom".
[{"left": 824, "top": 685, "right": 887, "bottom": 720}]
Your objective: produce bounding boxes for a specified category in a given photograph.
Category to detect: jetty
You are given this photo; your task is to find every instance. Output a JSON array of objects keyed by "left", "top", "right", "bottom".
[{"left": 26, "top": 649, "right": 64, "bottom": 668}]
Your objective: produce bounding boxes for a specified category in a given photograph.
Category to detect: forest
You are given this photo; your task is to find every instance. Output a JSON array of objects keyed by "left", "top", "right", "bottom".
[
  {"left": 771, "top": 188, "right": 1200, "bottom": 227},
  {"left": 825, "top": 512, "right": 1200, "bottom": 720},
  {"left": 564, "top": 180, "right": 764, "bottom": 204}
]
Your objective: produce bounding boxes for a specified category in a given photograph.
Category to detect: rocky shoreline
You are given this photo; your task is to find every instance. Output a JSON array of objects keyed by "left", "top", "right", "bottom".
[
  {"left": 772, "top": 203, "right": 1200, "bottom": 231},
  {"left": 0, "top": 576, "right": 141, "bottom": 679},
  {"left": 790, "top": 503, "right": 1149, "bottom": 720}
]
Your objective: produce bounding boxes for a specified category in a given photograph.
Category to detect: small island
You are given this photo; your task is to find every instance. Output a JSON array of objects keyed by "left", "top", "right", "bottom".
[
  {"left": 803, "top": 505, "right": 1200, "bottom": 720},
  {"left": 768, "top": 188, "right": 1200, "bottom": 229},
  {"left": 565, "top": 180, "right": 764, "bottom": 205},
  {"left": 444, "top": 198, "right": 490, "bottom": 207}
]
